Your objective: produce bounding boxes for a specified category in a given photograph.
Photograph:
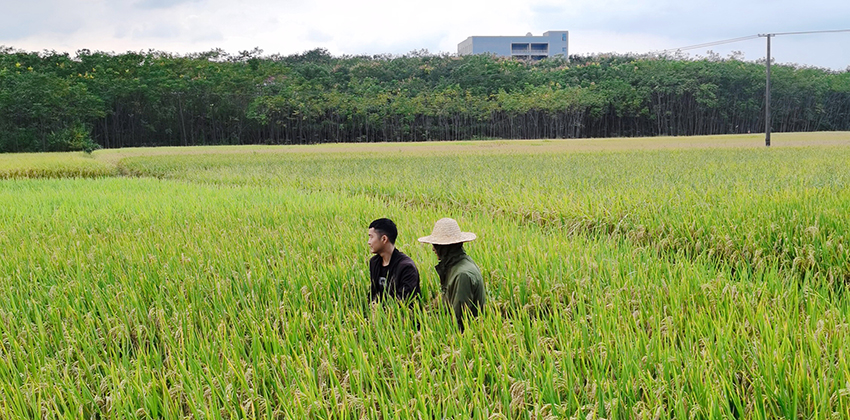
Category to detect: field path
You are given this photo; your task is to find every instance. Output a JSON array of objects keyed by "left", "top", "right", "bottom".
[{"left": 94, "top": 132, "right": 850, "bottom": 165}]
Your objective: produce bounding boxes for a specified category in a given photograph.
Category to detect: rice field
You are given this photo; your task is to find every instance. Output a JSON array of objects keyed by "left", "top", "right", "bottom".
[
  {"left": 0, "top": 152, "right": 115, "bottom": 179},
  {"left": 1, "top": 133, "right": 850, "bottom": 419}
]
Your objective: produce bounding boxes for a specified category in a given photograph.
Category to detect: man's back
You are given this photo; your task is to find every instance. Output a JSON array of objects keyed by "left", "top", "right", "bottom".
[{"left": 441, "top": 254, "right": 485, "bottom": 319}]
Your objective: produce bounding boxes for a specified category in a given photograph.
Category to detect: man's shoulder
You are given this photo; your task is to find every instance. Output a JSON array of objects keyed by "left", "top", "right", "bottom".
[
  {"left": 369, "top": 254, "right": 381, "bottom": 268},
  {"left": 394, "top": 249, "right": 419, "bottom": 271},
  {"left": 454, "top": 256, "right": 482, "bottom": 278}
]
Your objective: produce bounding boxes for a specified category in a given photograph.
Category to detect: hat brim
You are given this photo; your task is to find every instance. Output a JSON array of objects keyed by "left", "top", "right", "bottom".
[{"left": 418, "top": 232, "right": 477, "bottom": 245}]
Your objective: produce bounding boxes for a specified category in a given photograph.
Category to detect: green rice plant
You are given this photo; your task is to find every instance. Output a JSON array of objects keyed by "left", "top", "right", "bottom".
[
  {"left": 1, "top": 137, "right": 849, "bottom": 418},
  {"left": 118, "top": 145, "right": 850, "bottom": 283},
  {"left": 0, "top": 152, "right": 115, "bottom": 179}
]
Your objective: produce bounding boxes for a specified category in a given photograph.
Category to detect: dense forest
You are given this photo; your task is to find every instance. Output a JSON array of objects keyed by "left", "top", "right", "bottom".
[{"left": 1, "top": 46, "right": 849, "bottom": 152}]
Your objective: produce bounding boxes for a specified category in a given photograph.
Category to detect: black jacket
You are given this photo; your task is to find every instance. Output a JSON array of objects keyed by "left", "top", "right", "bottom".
[{"left": 369, "top": 248, "right": 420, "bottom": 304}]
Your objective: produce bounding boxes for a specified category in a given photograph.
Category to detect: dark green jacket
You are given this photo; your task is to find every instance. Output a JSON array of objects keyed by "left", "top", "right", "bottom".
[{"left": 435, "top": 249, "right": 485, "bottom": 332}]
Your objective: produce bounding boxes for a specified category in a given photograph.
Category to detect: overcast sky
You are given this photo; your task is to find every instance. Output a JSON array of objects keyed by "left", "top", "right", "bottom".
[{"left": 1, "top": 0, "right": 848, "bottom": 70}]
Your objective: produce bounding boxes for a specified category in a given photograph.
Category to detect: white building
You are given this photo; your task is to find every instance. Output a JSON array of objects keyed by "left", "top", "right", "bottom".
[{"left": 458, "top": 31, "right": 569, "bottom": 60}]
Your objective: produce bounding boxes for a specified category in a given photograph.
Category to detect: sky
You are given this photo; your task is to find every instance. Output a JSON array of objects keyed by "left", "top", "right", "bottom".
[{"left": 1, "top": 0, "right": 848, "bottom": 70}]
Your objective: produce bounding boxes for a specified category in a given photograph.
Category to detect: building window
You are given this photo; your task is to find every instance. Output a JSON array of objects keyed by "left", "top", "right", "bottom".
[
  {"left": 530, "top": 43, "right": 548, "bottom": 52},
  {"left": 562, "top": 34, "right": 567, "bottom": 41}
]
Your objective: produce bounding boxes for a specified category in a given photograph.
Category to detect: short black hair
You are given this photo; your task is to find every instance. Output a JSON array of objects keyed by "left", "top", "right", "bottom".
[{"left": 369, "top": 218, "right": 398, "bottom": 244}]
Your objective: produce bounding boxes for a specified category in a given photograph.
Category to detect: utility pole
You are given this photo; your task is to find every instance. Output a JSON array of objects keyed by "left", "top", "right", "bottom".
[
  {"left": 756, "top": 29, "right": 850, "bottom": 147},
  {"left": 664, "top": 29, "right": 850, "bottom": 147},
  {"left": 759, "top": 33, "right": 774, "bottom": 147},
  {"left": 765, "top": 34, "right": 772, "bottom": 147}
]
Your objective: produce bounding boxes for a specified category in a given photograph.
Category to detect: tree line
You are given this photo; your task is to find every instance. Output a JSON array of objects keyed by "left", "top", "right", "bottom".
[{"left": 1, "top": 46, "right": 848, "bottom": 152}]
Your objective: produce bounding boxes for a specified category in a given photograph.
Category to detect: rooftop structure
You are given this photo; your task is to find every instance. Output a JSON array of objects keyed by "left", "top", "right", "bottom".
[{"left": 458, "top": 31, "right": 569, "bottom": 60}]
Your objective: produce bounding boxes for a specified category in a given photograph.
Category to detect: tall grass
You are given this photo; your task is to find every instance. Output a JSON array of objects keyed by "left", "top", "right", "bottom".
[
  {"left": 1, "top": 143, "right": 849, "bottom": 418},
  {"left": 0, "top": 153, "right": 115, "bottom": 179},
  {"left": 121, "top": 146, "right": 850, "bottom": 283}
]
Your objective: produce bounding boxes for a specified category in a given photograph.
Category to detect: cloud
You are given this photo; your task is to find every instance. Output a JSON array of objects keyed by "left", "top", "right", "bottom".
[
  {"left": 307, "top": 29, "right": 333, "bottom": 43},
  {"left": 186, "top": 16, "right": 224, "bottom": 43},
  {"left": 0, "top": 0, "right": 87, "bottom": 40},
  {"left": 0, "top": 0, "right": 847, "bottom": 69},
  {"left": 134, "top": 0, "right": 202, "bottom": 10},
  {"left": 132, "top": 23, "right": 182, "bottom": 39},
  {"left": 530, "top": 0, "right": 850, "bottom": 40},
  {"left": 526, "top": 0, "right": 850, "bottom": 69}
]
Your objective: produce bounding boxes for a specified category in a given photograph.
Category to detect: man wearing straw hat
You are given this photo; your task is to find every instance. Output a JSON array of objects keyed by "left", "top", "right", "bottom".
[{"left": 419, "top": 218, "right": 485, "bottom": 332}]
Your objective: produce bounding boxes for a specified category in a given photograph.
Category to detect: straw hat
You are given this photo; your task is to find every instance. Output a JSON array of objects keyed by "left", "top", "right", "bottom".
[{"left": 418, "top": 218, "right": 477, "bottom": 245}]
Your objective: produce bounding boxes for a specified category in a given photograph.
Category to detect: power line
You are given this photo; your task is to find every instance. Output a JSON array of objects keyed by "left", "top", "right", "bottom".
[
  {"left": 757, "top": 29, "right": 850, "bottom": 147},
  {"left": 767, "top": 28, "right": 850, "bottom": 36},
  {"left": 658, "top": 29, "right": 850, "bottom": 54},
  {"left": 651, "top": 29, "right": 850, "bottom": 147},
  {"left": 657, "top": 35, "right": 760, "bottom": 53}
]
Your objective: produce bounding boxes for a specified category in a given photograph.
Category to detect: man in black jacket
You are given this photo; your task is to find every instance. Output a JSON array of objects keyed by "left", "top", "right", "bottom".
[{"left": 368, "top": 218, "right": 420, "bottom": 305}]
